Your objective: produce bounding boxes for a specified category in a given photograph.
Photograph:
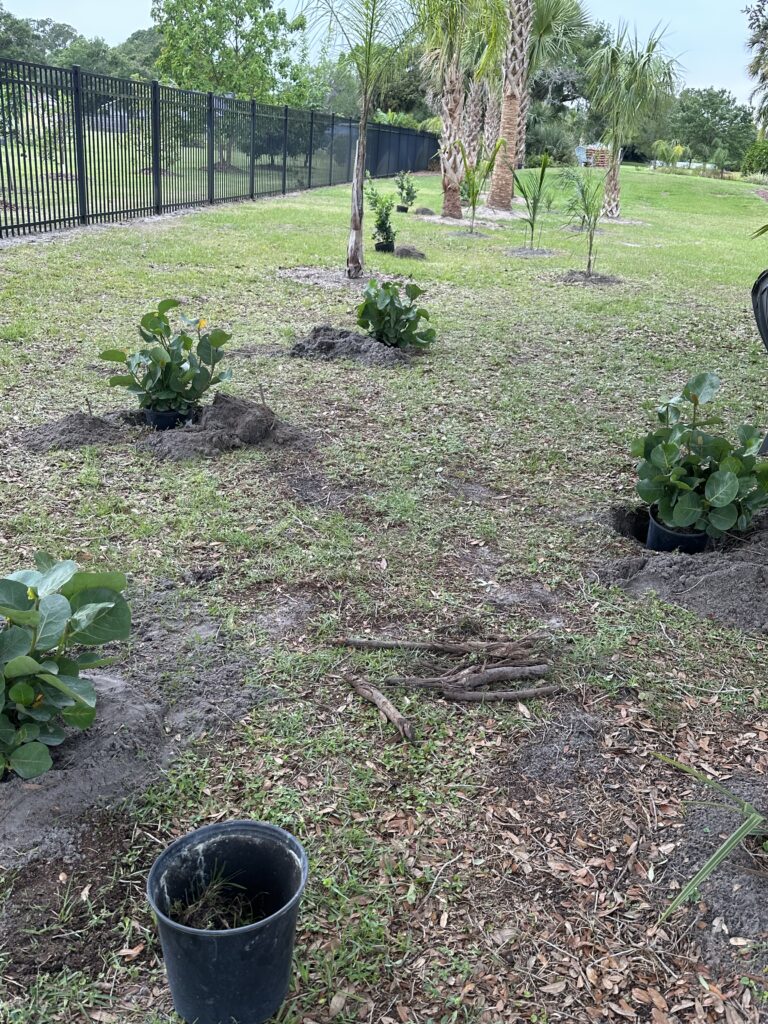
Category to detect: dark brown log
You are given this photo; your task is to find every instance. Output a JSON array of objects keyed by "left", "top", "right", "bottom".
[
  {"left": 383, "top": 664, "right": 550, "bottom": 689},
  {"left": 349, "top": 677, "right": 416, "bottom": 743},
  {"left": 334, "top": 637, "right": 540, "bottom": 657}
]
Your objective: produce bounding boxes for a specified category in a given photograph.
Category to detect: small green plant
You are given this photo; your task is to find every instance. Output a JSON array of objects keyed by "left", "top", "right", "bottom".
[
  {"left": 394, "top": 169, "right": 417, "bottom": 210},
  {"left": 652, "top": 752, "right": 766, "bottom": 921},
  {"left": 458, "top": 139, "right": 504, "bottom": 233},
  {"left": 0, "top": 553, "right": 131, "bottom": 779},
  {"left": 363, "top": 174, "right": 396, "bottom": 246},
  {"left": 562, "top": 167, "right": 605, "bottom": 276},
  {"left": 515, "top": 154, "right": 552, "bottom": 249},
  {"left": 632, "top": 371, "right": 768, "bottom": 538},
  {"left": 357, "top": 280, "right": 436, "bottom": 348},
  {"left": 100, "top": 299, "right": 232, "bottom": 414}
]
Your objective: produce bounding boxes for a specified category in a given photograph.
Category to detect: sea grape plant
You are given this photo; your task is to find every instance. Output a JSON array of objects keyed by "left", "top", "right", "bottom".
[
  {"left": 357, "top": 280, "right": 436, "bottom": 348},
  {"left": 0, "top": 554, "right": 131, "bottom": 780},
  {"left": 100, "top": 299, "right": 231, "bottom": 414},
  {"left": 632, "top": 372, "right": 768, "bottom": 537},
  {"left": 363, "top": 174, "right": 396, "bottom": 246},
  {"left": 394, "top": 170, "right": 417, "bottom": 209}
]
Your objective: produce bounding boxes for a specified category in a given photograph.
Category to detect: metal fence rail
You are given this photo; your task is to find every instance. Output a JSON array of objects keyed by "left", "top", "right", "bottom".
[{"left": 0, "top": 56, "right": 439, "bottom": 238}]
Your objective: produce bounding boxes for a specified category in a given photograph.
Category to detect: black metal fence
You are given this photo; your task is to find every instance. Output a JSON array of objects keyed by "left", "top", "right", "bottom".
[{"left": 0, "top": 57, "right": 438, "bottom": 238}]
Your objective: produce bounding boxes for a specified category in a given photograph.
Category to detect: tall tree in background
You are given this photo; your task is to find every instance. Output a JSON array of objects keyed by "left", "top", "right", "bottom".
[
  {"left": 671, "top": 88, "right": 756, "bottom": 168},
  {"left": 517, "top": 0, "right": 587, "bottom": 165},
  {"left": 747, "top": 0, "right": 768, "bottom": 127},
  {"left": 307, "top": 0, "right": 409, "bottom": 277},
  {"left": 487, "top": 0, "right": 532, "bottom": 210},
  {"left": 419, "top": 0, "right": 495, "bottom": 219},
  {"left": 151, "top": 0, "right": 300, "bottom": 96},
  {"left": 586, "top": 24, "right": 677, "bottom": 218}
]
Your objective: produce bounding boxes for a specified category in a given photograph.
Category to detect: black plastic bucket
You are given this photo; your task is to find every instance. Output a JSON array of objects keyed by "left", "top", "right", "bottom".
[
  {"left": 646, "top": 507, "right": 708, "bottom": 554},
  {"left": 147, "top": 820, "right": 308, "bottom": 1024},
  {"left": 144, "top": 408, "right": 189, "bottom": 431},
  {"left": 374, "top": 241, "right": 395, "bottom": 252}
]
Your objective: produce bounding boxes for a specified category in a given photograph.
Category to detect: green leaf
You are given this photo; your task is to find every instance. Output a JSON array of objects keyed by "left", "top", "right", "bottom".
[
  {"left": 672, "top": 491, "right": 703, "bottom": 527},
  {"left": 36, "top": 560, "right": 78, "bottom": 598},
  {"left": 61, "top": 704, "right": 96, "bottom": 729},
  {"left": 34, "top": 552, "right": 57, "bottom": 572},
  {"left": 68, "top": 588, "right": 131, "bottom": 646},
  {"left": 0, "top": 578, "right": 34, "bottom": 612},
  {"left": 38, "top": 672, "right": 96, "bottom": 708},
  {"left": 0, "top": 713, "right": 15, "bottom": 746},
  {"left": 705, "top": 470, "right": 739, "bottom": 507},
  {"left": 5, "top": 569, "right": 43, "bottom": 587},
  {"left": 100, "top": 349, "right": 128, "bottom": 362},
  {"left": 9, "top": 740, "right": 52, "bottom": 779},
  {"left": 15, "top": 722, "right": 40, "bottom": 744},
  {"left": 707, "top": 502, "right": 738, "bottom": 532},
  {"left": 737, "top": 423, "right": 763, "bottom": 454},
  {"left": 5, "top": 656, "right": 43, "bottom": 679},
  {"left": 108, "top": 374, "right": 138, "bottom": 388},
  {"left": 37, "top": 723, "right": 66, "bottom": 746},
  {"left": 60, "top": 571, "right": 127, "bottom": 599},
  {"left": 36, "top": 594, "right": 71, "bottom": 652},
  {"left": 157, "top": 299, "right": 180, "bottom": 315},
  {"left": 682, "top": 372, "right": 720, "bottom": 406},
  {"left": 0, "top": 625, "right": 33, "bottom": 665},
  {"left": 8, "top": 680, "right": 36, "bottom": 705},
  {"left": 650, "top": 442, "right": 680, "bottom": 471},
  {"left": 636, "top": 478, "right": 665, "bottom": 504},
  {"left": 0, "top": 607, "right": 40, "bottom": 627}
]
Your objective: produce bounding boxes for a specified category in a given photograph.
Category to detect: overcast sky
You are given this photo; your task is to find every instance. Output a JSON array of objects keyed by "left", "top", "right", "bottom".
[{"left": 5, "top": 0, "right": 756, "bottom": 104}]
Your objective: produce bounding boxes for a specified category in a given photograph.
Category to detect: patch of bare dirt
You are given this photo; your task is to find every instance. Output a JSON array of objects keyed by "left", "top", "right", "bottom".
[
  {"left": 559, "top": 270, "right": 623, "bottom": 287},
  {"left": 20, "top": 410, "right": 142, "bottom": 452},
  {"left": 0, "top": 586, "right": 260, "bottom": 865},
  {"left": 277, "top": 266, "right": 405, "bottom": 290},
  {"left": 601, "top": 512, "right": 768, "bottom": 634},
  {"left": 282, "top": 468, "right": 354, "bottom": 509},
  {"left": 450, "top": 543, "right": 565, "bottom": 627},
  {"left": 506, "top": 246, "right": 559, "bottom": 258},
  {"left": 290, "top": 325, "right": 410, "bottom": 367}
]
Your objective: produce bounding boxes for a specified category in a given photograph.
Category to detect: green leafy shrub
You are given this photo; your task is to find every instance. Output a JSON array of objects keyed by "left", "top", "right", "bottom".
[
  {"left": 0, "top": 554, "right": 131, "bottom": 779},
  {"left": 394, "top": 170, "right": 418, "bottom": 209},
  {"left": 363, "top": 175, "right": 396, "bottom": 246},
  {"left": 356, "top": 280, "right": 436, "bottom": 348},
  {"left": 100, "top": 299, "right": 232, "bottom": 415},
  {"left": 632, "top": 372, "right": 768, "bottom": 538},
  {"left": 742, "top": 139, "right": 768, "bottom": 176}
]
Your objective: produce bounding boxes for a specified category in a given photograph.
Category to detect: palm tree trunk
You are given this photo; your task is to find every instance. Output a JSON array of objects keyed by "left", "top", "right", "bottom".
[
  {"left": 440, "top": 56, "right": 464, "bottom": 219},
  {"left": 602, "top": 150, "right": 621, "bottom": 219},
  {"left": 461, "top": 77, "right": 485, "bottom": 166},
  {"left": 346, "top": 120, "right": 367, "bottom": 278},
  {"left": 517, "top": 87, "right": 530, "bottom": 169},
  {"left": 488, "top": 86, "right": 520, "bottom": 209},
  {"left": 483, "top": 86, "right": 501, "bottom": 152}
]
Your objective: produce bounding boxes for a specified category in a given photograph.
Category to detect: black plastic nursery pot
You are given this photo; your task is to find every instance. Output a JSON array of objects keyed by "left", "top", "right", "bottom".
[
  {"left": 646, "top": 506, "right": 708, "bottom": 554},
  {"left": 144, "top": 408, "right": 189, "bottom": 431},
  {"left": 147, "top": 820, "right": 309, "bottom": 1024},
  {"left": 374, "top": 240, "right": 395, "bottom": 252},
  {"left": 396, "top": 204, "right": 409, "bottom": 213}
]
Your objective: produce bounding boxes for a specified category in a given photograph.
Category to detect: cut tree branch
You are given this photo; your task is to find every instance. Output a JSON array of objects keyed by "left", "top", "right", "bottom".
[{"left": 349, "top": 677, "right": 415, "bottom": 743}]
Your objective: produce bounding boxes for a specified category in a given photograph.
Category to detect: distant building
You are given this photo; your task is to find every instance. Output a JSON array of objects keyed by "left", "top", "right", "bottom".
[{"left": 575, "top": 142, "right": 610, "bottom": 168}]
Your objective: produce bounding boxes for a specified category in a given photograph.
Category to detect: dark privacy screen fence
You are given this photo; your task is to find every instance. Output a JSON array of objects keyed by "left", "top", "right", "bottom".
[{"left": 0, "top": 57, "right": 438, "bottom": 238}]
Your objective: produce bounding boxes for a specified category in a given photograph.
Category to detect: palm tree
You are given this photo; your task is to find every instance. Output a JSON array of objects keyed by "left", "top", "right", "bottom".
[
  {"left": 747, "top": 1, "right": 768, "bottom": 127},
  {"left": 419, "top": 0, "right": 501, "bottom": 219},
  {"left": 307, "top": 0, "right": 410, "bottom": 277},
  {"left": 487, "top": 0, "right": 533, "bottom": 211},
  {"left": 517, "top": 0, "right": 587, "bottom": 167},
  {"left": 586, "top": 24, "right": 677, "bottom": 219}
]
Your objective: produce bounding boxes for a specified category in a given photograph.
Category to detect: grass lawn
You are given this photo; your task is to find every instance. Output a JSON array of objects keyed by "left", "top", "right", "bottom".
[{"left": 1, "top": 167, "right": 768, "bottom": 1024}]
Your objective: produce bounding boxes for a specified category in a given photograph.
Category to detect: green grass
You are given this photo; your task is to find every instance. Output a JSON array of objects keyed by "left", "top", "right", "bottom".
[{"left": 1, "top": 167, "right": 768, "bottom": 1022}]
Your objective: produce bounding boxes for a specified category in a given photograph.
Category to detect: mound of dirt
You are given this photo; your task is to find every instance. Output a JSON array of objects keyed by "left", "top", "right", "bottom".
[
  {"left": 602, "top": 517, "right": 768, "bottom": 633},
  {"left": 559, "top": 270, "right": 622, "bottom": 287},
  {"left": 277, "top": 266, "right": 404, "bottom": 290},
  {"left": 139, "top": 393, "right": 280, "bottom": 461},
  {"left": 412, "top": 206, "right": 435, "bottom": 216},
  {"left": 289, "top": 325, "right": 409, "bottom": 367},
  {"left": 21, "top": 411, "right": 137, "bottom": 452},
  {"left": 395, "top": 244, "right": 426, "bottom": 260},
  {"left": 0, "top": 587, "right": 261, "bottom": 865}
]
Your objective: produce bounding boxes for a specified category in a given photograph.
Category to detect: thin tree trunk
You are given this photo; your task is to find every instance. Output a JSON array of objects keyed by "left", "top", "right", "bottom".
[
  {"left": 517, "top": 87, "right": 530, "bottom": 169},
  {"left": 488, "top": 87, "right": 520, "bottom": 209},
  {"left": 602, "top": 151, "right": 621, "bottom": 219},
  {"left": 483, "top": 86, "right": 501, "bottom": 153},
  {"left": 346, "top": 118, "right": 367, "bottom": 279},
  {"left": 440, "top": 56, "right": 464, "bottom": 219},
  {"left": 461, "top": 77, "right": 485, "bottom": 166}
]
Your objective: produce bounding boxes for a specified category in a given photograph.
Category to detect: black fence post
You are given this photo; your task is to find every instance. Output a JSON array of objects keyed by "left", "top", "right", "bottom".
[
  {"left": 151, "top": 80, "right": 162, "bottom": 215},
  {"left": 249, "top": 99, "right": 256, "bottom": 200},
  {"left": 281, "top": 105, "right": 288, "bottom": 194},
  {"left": 307, "top": 108, "right": 314, "bottom": 189},
  {"left": 329, "top": 113, "right": 335, "bottom": 185},
  {"left": 207, "top": 92, "right": 215, "bottom": 204},
  {"left": 71, "top": 65, "right": 88, "bottom": 225},
  {"left": 346, "top": 118, "right": 353, "bottom": 181}
]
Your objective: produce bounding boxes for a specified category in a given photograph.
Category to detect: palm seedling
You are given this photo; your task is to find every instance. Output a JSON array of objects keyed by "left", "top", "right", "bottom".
[
  {"left": 562, "top": 166, "right": 604, "bottom": 276},
  {"left": 514, "top": 152, "right": 551, "bottom": 248},
  {"left": 458, "top": 137, "right": 504, "bottom": 232}
]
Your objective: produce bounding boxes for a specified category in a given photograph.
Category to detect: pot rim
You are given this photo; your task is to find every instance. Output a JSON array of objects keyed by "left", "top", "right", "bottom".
[
  {"left": 146, "top": 819, "right": 308, "bottom": 938},
  {"left": 649, "top": 504, "right": 707, "bottom": 538}
]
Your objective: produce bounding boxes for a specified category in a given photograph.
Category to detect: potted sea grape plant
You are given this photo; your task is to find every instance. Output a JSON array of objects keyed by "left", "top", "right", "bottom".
[{"left": 394, "top": 169, "right": 417, "bottom": 212}]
